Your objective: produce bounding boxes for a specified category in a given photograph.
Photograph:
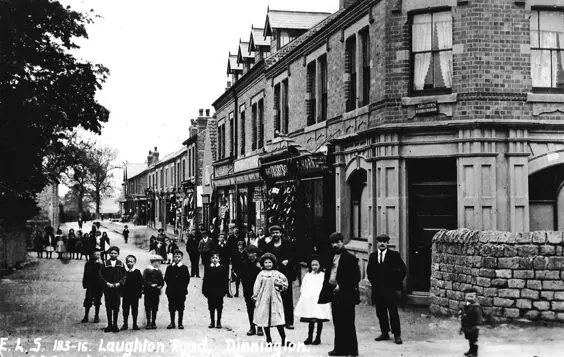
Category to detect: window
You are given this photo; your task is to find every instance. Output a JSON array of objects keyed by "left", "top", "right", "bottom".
[
  {"left": 218, "top": 123, "right": 226, "bottom": 159},
  {"left": 251, "top": 103, "right": 257, "bottom": 150},
  {"left": 258, "top": 99, "right": 264, "bottom": 149},
  {"left": 229, "top": 112, "right": 235, "bottom": 157},
  {"left": 345, "top": 35, "right": 357, "bottom": 111},
  {"left": 240, "top": 110, "right": 246, "bottom": 155},
  {"left": 531, "top": 10, "right": 564, "bottom": 91},
  {"left": 282, "top": 79, "right": 289, "bottom": 133},
  {"left": 319, "top": 55, "right": 328, "bottom": 122},
  {"left": 349, "top": 169, "right": 368, "bottom": 241},
  {"left": 188, "top": 149, "right": 192, "bottom": 177},
  {"left": 192, "top": 147, "right": 196, "bottom": 178},
  {"left": 274, "top": 81, "right": 289, "bottom": 134},
  {"left": 307, "top": 61, "right": 317, "bottom": 126},
  {"left": 411, "top": 11, "right": 453, "bottom": 94},
  {"left": 182, "top": 159, "right": 186, "bottom": 181},
  {"left": 274, "top": 84, "right": 281, "bottom": 135},
  {"left": 360, "top": 28, "right": 370, "bottom": 106}
]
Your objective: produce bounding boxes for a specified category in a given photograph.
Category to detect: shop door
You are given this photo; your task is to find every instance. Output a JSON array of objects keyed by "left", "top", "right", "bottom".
[{"left": 408, "top": 159, "right": 457, "bottom": 292}]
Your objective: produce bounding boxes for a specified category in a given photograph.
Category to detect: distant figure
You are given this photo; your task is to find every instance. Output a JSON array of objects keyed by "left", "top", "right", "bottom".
[
  {"left": 55, "top": 228, "right": 66, "bottom": 259},
  {"left": 122, "top": 225, "right": 129, "bottom": 244},
  {"left": 459, "top": 287, "right": 483, "bottom": 357},
  {"left": 78, "top": 215, "right": 83, "bottom": 230}
]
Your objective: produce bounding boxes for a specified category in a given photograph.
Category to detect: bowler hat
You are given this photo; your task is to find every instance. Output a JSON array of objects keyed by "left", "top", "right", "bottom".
[
  {"left": 329, "top": 232, "right": 344, "bottom": 243},
  {"left": 107, "top": 246, "right": 120, "bottom": 254},
  {"left": 259, "top": 252, "right": 278, "bottom": 267},
  {"left": 376, "top": 234, "right": 390, "bottom": 242}
]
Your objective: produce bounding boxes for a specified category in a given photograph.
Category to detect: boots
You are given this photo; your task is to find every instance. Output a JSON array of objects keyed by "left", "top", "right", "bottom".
[
  {"left": 93, "top": 306, "right": 100, "bottom": 323},
  {"left": 145, "top": 311, "right": 152, "bottom": 329},
  {"left": 247, "top": 324, "right": 256, "bottom": 336},
  {"left": 467, "top": 344, "right": 478, "bottom": 357},
  {"left": 167, "top": 311, "right": 176, "bottom": 329},
  {"left": 257, "top": 327, "right": 264, "bottom": 336},
  {"left": 81, "top": 307, "right": 90, "bottom": 323},
  {"left": 234, "top": 284, "right": 239, "bottom": 298},
  {"left": 104, "top": 310, "right": 113, "bottom": 332},
  {"left": 313, "top": 322, "right": 323, "bottom": 345},
  {"left": 132, "top": 309, "right": 139, "bottom": 330},
  {"left": 112, "top": 309, "right": 119, "bottom": 332},
  {"left": 208, "top": 310, "right": 215, "bottom": 328},
  {"left": 216, "top": 308, "right": 222, "bottom": 329},
  {"left": 304, "top": 323, "right": 314, "bottom": 345},
  {"left": 178, "top": 311, "right": 184, "bottom": 329},
  {"left": 151, "top": 310, "right": 157, "bottom": 329},
  {"left": 121, "top": 311, "right": 129, "bottom": 330}
]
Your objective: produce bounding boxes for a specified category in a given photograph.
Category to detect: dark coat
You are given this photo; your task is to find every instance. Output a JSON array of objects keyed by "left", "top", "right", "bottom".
[
  {"left": 122, "top": 228, "right": 129, "bottom": 239},
  {"left": 197, "top": 237, "right": 213, "bottom": 254},
  {"left": 366, "top": 249, "right": 407, "bottom": 296},
  {"left": 143, "top": 267, "right": 164, "bottom": 295},
  {"left": 215, "top": 239, "right": 232, "bottom": 266},
  {"left": 239, "top": 257, "right": 262, "bottom": 297},
  {"left": 264, "top": 239, "right": 297, "bottom": 281},
  {"left": 164, "top": 264, "right": 190, "bottom": 295},
  {"left": 99, "top": 259, "right": 127, "bottom": 291},
  {"left": 166, "top": 242, "right": 179, "bottom": 255},
  {"left": 33, "top": 234, "right": 44, "bottom": 251},
  {"left": 83, "top": 261, "right": 104, "bottom": 289},
  {"left": 82, "top": 236, "right": 95, "bottom": 254},
  {"left": 123, "top": 269, "right": 144, "bottom": 298},
  {"left": 202, "top": 264, "right": 229, "bottom": 297},
  {"left": 461, "top": 303, "right": 483, "bottom": 332},
  {"left": 231, "top": 249, "right": 246, "bottom": 275},
  {"left": 43, "top": 232, "right": 56, "bottom": 248},
  {"left": 318, "top": 250, "right": 361, "bottom": 305},
  {"left": 99, "top": 235, "right": 110, "bottom": 252},
  {"left": 186, "top": 234, "right": 200, "bottom": 254}
]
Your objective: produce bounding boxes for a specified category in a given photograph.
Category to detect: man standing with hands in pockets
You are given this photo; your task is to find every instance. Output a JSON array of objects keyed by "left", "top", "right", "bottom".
[{"left": 367, "top": 234, "right": 407, "bottom": 345}]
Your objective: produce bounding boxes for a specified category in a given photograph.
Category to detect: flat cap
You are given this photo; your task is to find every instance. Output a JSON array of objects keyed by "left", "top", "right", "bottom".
[
  {"left": 329, "top": 232, "right": 344, "bottom": 243},
  {"left": 107, "top": 246, "right": 120, "bottom": 253},
  {"left": 375, "top": 234, "right": 390, "bottom": 242}
]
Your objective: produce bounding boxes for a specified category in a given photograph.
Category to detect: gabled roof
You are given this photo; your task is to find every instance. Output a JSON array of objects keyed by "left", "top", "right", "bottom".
[
  {"left": 151, "top": 147, "right": 186, "bottom": 168},
  {"left": 264, "top": 9, "right": 331, "bottom": 36},
  {"left": 237, "top": 41, "right": 255, "bottom": 63},
  {"left": 249, "top": 26, "right": 271, "bottom": 52},
  {"left": 124, "top": 163, "right": 146, "bottom": 181},
  {"left": 227, "top": 52, "right": 243, "bottom": 75},
  {"left": 264, "top": 8, "right": 345, "bottom": 69}
]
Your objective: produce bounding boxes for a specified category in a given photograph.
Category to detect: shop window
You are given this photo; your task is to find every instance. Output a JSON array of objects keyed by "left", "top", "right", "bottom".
[
  {"left": 411, "top": 11, "right": 452, "bottom": 95},
  {"left": 531, "top": 10, "right": 564, "bottom": 91},
  {"left": 348, "top": 169, "right": 368, "bottom": 241}
]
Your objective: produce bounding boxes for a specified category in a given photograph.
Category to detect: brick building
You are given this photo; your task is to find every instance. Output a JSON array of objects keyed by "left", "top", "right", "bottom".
[
  {"left": 212, "top": 0, "right": 564, "bottom": 300},
  {"left": 122, "top": 165, "right": 148, "bottom": 225}
]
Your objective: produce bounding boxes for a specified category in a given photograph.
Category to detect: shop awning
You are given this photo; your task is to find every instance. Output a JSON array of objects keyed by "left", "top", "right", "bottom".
[{"left": 213, "top": 170, "right": 261, "bottom": 188}]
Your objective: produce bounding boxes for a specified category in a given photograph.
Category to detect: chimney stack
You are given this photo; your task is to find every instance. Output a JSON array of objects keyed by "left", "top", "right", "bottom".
[
  {"left": 153, "top": 147, "right": 159, "bottom": 162},
  {"left": 339, "top": 0, "right": 358, "bottom": 9},
  {"left": 199, "top": 109, "right": 204, "bottom": 117},
  {"left": 147, "top": 150, "right": 153, "bottom": 166},
  {"left": 206, "top": 109, "right": 211, "bottom": 117}
]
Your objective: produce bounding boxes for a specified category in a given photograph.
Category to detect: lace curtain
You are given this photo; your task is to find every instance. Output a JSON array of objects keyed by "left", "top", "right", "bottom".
[
  {"left": 435, "top": 12, "right": 453, "bottom": 88},
  {"left": 531, "top": 11, "right": 564, "bottom": 88},
  {"left": 413, "top": 14, "right": 433, "bottom": 91}
]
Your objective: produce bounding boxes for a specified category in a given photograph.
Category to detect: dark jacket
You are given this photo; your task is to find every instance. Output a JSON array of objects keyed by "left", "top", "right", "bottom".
[
  {"left": 143, "top": 267, "right": 164, "bottom": 295},
  {"left": 99, "top": 235, "right": 110, "bottom": 252},
  {"left": 100, "top": 259, "right": 127, "bottom": 291},
  {"left": 122, "top": 228, "right": 129, "bottom": 239},
  {"left": 202, "top": 264, "right": 229, "bottom": 297},
  {"left": 461, "top": 303, "right": 483, "bottom": 333},
  {"left": 231, "top": 249, "right": 246, "bottom": 275},
  {"left": 239, "top": 257, "right": 262, "bottom": 297},
  {"left": 82, "top": 260, "right": 104, "bottom": 289},
  {"left": 43, "top": 231, "right": 56, "bottom": 248},
  {"left": 123, "top": 269, "right": 144, "bottom": 298},
  {"left": 197, "top": 237, "right": 213, "bottom": 254},
  {"left": 215, "top": 239, "right": 232, "bottom": 266},
  {"left": 186, "top": 234, "right": 200, "bottom": 254},
  {"left": 318, "top": 249, "right": 361, "bottom": 305},
  {"left": 166, "top": 242, "right": 179, "bottom": 255},
  {"left": 264, "top": 239, "right": 297, "bottom": 281},
  {"left": 367, "top": 249, "right": 407, "bottom": 294},
  {"left": 164, "top": 264, "right": 190, "bottom": 295}
]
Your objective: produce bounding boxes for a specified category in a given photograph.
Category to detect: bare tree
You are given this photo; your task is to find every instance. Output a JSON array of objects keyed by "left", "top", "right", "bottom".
[{"left": 89, "top": 146, "right": 119, "bottom": 219}]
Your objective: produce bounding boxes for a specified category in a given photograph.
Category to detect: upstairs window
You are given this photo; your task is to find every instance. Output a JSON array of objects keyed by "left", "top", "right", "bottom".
[
  {"left": 360, "top": 28, "right": 370, "bottom": 106},
  {"left": 229, "top": 112, "right": 235, "bottom": 157},
  {"left": 307, "top": 61, "right": 317, "bottom": 126},
  {"left": 252, "top": 103, "right": 257, "bottom": 150},
  {"left": 282, "top": 80, "right": 289, "bottom": 134},
  {"left": 258, "top": 99, "right": 264, "bottom": 149},
  {"left": 345, "top": 35, "right": 357, "bottom": 111},
  {"left": 274, "top": 83, "right": 281, "bottom": 136},
  {"left": 319, "top": 55, "right": 328, "bottom": 122},
  {"left": 240, "top": 110, "right": 246, "bottom": 155},
  {"left": 411, "top": 11, "right": 453, "bottom": 94},
  {"left": 531, "top": 10, "right": 564, "bottom": 91}
]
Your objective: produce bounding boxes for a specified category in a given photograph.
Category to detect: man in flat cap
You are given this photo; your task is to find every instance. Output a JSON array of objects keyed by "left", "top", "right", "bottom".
[
  {"left": 100, "top": 246, "right": 127, "bottom": 332},
  {"left": 367, "top": 234, "right": 407, "bottom": 344},
  {"left": 319, "top": 232, "right": 361, "bottom": 357}
]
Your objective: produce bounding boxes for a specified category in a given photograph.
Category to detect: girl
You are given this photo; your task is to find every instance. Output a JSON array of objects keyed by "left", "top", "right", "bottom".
[
  {"left": 67, "top": 229, "right": 77, "bottom": 259},
  {"left": 75, "top": 230, "right": 84, "bottom": 260},
  {"left": 33, "top": 231, "right": 44, "bottom": 258},
  {"left": 252, "top": 252, "right": 289, "bottom": 345},
  {"left": 294, "top": 255, "right": 332, "bottom": 345},
  {"left": 80, "top": 232, "right": 93, "bottom": 260},
  {"left": 55, "top": 228, "right": 66, "bottom": 259},
  {"left": 43, "top": 226, "right": 55, "bottom": 259}
]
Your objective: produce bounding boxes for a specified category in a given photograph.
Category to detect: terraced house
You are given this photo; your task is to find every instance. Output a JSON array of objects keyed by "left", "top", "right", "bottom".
[{"left": 212, "top": 0, "right": 564, "bottom": 301}]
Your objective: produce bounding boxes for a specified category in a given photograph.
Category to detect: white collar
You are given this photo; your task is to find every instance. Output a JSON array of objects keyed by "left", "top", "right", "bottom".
[
  {"left": 172, "top": 262, "right": 183, "bottom": 267},
  {"left": 127, "top": 268, "right": 135, "bottom": 273},
  {"left": 210, "top": 263, "right": 220, "bottom": 268}
]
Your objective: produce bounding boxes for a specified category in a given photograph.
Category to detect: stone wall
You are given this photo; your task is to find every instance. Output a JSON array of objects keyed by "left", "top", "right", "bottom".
[
  {"left": 430, "top": 229, "right": 564, "bottom": 322},
  {"left": 0, "top": 226, "right": 29, "bottom": 276}
]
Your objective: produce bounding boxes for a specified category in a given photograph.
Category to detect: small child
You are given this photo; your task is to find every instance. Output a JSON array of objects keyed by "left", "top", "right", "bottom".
[
  {"left": 81, "top": 251, "right": 104, "bottom": 323},
  {"left": 121, "top": 255, "right": 143, "bottom": 331},
  {"left": 149, "top": 235, "right": 158, "bottom": 254},
  {"left": 33, "top": 232, "right": 43, "bottom": 258},
  {"left": 231, "top": 240, "right": 246, "bottom": 298},
  {"left": 202, "top": 252, "right": 228, "bottom": 328},
  {"left": 67, "top": 229, "right": 77, "bottom": 259},
  {"left": 459, "top": 287, "right": 483, "bottom": 357},
  {"left": 55, "top": 228, "right": 66, "bottom": 259},
  {"left": 143, "top": 254, "right": 165, "bottom": 329},
  {"left": 43, "top": 227, "right": 55, "bottom": 259},
  {"left": 165, "top": 238, "right": 179, "bottom": 265},
  {"left": 252, "top": 252, "right": 289, "bottom": 345},
  {"left": 164, "top": 249, "right": 190, "bottom": 329},
  {"left": 123, "top": 225, "right": 130, "bottom": 244},
  {"left": 156, "top": 237, "right": 167, "bottom": 264},
  {"left": 100, "top": 246, "right": 127, "bottom": 333},
  {"left": 294, "top": 255, "right": 332, "bottom": 345}
]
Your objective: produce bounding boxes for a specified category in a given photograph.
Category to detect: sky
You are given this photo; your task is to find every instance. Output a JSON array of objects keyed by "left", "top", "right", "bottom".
[{"left": 58, "top": 0, "right": 339, "bottom": 211}]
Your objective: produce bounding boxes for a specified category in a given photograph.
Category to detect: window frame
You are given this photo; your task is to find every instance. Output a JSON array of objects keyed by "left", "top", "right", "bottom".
[
  {"left": 307, "top": 60, "right": 317, "bottom": 126},
  {"left": 409, "top": 8, "right": 454, "bottom": 97},
  {"left": 240, "top": 110, "right": 246, "bottom": 155},
  {"left": 345, "top": 35, "right": 357, "bottom": 112},
  {"left": 530, "top": 8, "right": 564, "bottom": 93}
]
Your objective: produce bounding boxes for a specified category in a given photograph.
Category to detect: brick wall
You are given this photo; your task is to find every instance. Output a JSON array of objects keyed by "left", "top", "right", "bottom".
[
  {"left": 430, "top": 229, "right": 564, "bottom": 322},
  {"left": 0, "top": 226, "right": 29, "bottom": 276}
]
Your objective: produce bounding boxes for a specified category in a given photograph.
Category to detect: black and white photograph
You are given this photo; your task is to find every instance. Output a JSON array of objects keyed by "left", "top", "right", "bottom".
[{"left": 2, "top": 0, "right": 564, "bottom": 356}]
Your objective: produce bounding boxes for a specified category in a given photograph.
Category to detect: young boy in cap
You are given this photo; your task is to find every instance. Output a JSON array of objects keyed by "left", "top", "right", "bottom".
[
  {"left": 164, "top": 249, "right": 190, "bottom": 329},
  {"left": 459, "top": 287, "right": 483, "bottom": 357},
  {"left": 122, "top": 225, "right": 130, "bottom": 244},
  {"left": 143, "top": 254, "right": 165, "bottom": 329},
  {"left": 239, "top": 245, "right": 263, "bottom": 336},
  {"left": 198, "top": 230, "right": 214, "bottom": 267},
  {"left": 81, "top": 250, "right": 104, "bottom": 323},
  {"left": 100, "top": 246, "right": 127, "bottom": 333},
  {"left": 121, "top": 255, "right": 143, "bottom": 330},
  {"left": 202, "top": 251, "right": 229, "bottom": 328}
]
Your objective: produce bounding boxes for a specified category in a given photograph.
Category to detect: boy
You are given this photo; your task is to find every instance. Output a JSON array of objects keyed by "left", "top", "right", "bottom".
[
  {"left": 123, "top": 225, "right": 130, "bottom": 244},
  {"left": 231, "top": 240, "right": 246, "bottom": 298},
  {"left": 164, "top": 249, "right": 190, "bottom": 329},
  {"left": 121, "top": 255, "right": 143, "bottom": 330},
  {"left": 460, "top": 287, "right": 483, "bottom": 357},
  {"left": 186, "top": 228, "right": 201, "bottom": 277},
  {"left": 202, "top": 252, "right": 228, "bottom": 328},
  {"left": 239, "top": 245, "right": 263, "bottom": 336},
  {"left": 143, "top": 254, "right": 164, "bottom": 329},
  {"left": 100, "top": 246, "right": 127, "bottom": 333},
  {"left": 81, "top": 250, "right": 104, "bottom": 323},
  {"left": 165, "top": 238, "right": 179, "bottom": 265},
  {"left": 198, "top": 230, "right": 213, "bottom": 267}
]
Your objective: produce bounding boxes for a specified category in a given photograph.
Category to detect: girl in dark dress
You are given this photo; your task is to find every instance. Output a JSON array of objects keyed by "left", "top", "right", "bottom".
[
  {"left": 67, "top": 229, "right": 77, "bottom": 259},
  {"left": 33, "top": 232, "right": 44, "bottom": 258}
]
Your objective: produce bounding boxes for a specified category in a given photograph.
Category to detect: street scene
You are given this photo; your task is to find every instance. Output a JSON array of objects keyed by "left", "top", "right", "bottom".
[{"left": 2, "top": 0, "right": 564, "bottom": 357}]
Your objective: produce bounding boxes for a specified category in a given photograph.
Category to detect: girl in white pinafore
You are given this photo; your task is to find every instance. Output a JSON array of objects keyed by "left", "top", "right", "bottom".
[{"left": 294, "top": 255, "right": 332, "bottom": 345}]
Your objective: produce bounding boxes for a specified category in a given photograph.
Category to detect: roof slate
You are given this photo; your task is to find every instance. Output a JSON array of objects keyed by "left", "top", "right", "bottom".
[
  {"left": 228, "top": 54, "right": 242, "bottom": 74},
  {"left": 250, "top": 27, "right": 270, "bottom": 51},
  {"left": 264, "top": 10, "right": 331, "bottom": 35},
  {"left": 238, "top": 41, "right": 254, "bottom": 61}
]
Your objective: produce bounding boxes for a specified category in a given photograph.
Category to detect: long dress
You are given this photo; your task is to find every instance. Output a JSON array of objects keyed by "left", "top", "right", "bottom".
[
  {"left": 294, "top": 271, "right": 332, "bottom": 322},
  {"left": 55, "top": 234, "right": 66, "bottom": 253},
  {"left": 252, "top": 269, "right": 288, "bottom": 327}
]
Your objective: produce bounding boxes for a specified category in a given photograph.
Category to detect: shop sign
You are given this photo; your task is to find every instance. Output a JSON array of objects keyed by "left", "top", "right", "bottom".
[
  {"left": 294, "top": 154, "right": 329, "bottom": 174},
  {"left": 264, "top": 163, "right": 289, "bottom": 179},
  {"left": 415, "top": 101, "right": 438, "bottom": 115}
]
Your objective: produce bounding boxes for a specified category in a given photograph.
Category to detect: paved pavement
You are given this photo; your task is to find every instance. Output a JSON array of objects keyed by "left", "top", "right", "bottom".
[{"left": 0, "top": 221, "right": 563, "bottom": 357}]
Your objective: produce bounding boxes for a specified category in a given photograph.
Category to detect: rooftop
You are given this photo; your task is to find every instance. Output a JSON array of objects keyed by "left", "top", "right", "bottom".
[
  {"left": 264, "top": 9, "right": 331, "bottom": 36},
  {"left": 150, "top": 147, "right": 186, "bottom": 168},
  {"left": 249, "top": 26, "right": 270, "bottom": 51},
  {"left": 227, "top": 53, "right": 243, "bottom": 74},
  {"left": 238, "top": 41, "right": 254, "bottom": 62},
  {"left": 124, "top": 163, "right": 146, "bottom": 181}
]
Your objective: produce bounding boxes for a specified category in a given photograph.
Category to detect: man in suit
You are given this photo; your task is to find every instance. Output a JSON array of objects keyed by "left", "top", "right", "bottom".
[
  {"left": 367, "top": 234, "right": 407, "bottom": 345},
  {"left": 318, "top": 232, "right": 360, "bottom": 357}
]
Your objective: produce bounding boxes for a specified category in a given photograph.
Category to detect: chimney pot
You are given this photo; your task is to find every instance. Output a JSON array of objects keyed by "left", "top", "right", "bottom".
[
  {"left": 199, "top": 109, "right": 204, "bottom": 116},
  {"left": 339, "top": 0, "right": 358, "bottom": 9},
  {"left": 206, "top": 109, "right": 211, "bottom": 117},
  {"left": 154, "top": 147, "right": 157, "bottom": 151},
  {"left": 227, "top": 81, "right": 232, "bottom": 88}
]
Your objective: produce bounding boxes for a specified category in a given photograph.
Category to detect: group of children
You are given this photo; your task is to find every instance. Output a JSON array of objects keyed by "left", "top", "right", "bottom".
[{"left": 34, "top": 226, "right": 112, "bottom": 260}]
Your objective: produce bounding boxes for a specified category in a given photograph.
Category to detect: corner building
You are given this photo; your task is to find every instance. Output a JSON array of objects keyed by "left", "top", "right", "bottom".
[{"left": 212, "top": 0, "right": 564, "bottom": 301}]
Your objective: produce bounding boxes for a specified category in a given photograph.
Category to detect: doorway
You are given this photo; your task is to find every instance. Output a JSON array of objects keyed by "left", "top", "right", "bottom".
[{"left": 408, "top": 158, "right": 458, "bottom": 292}]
